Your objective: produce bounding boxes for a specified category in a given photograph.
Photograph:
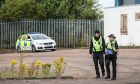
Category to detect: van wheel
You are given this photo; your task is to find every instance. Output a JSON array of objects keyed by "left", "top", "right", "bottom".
[
  {"left": 32, "top": 45, "right": 36, "bottom": 52},
  {"left": 17, "top": 46, "right": 21, "bottom": 52}
]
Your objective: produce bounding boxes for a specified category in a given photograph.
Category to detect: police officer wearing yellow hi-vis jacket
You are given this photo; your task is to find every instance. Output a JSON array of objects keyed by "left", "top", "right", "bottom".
[
  {"left": 105, "top": 34, "right": 119, "bottom": 80},
  {"left": 89, "top": 30, "right": 105, "bottom": 79}
]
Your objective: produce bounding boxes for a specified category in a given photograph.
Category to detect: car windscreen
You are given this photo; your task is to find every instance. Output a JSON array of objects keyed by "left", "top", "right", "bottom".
[{"left": 31, "top": 34, "right": 49, "bottom": 40}]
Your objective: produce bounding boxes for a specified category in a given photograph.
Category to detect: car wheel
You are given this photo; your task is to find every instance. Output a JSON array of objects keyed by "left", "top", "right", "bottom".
[
  {"left": 17, "top": 46, "right": 21, "bottom": 52},
  {"left": 51, "top": 49, "right": 56, "bottom": 51},
  {"left": 32, "top": 45, "right": 36, "bottom": 52}
]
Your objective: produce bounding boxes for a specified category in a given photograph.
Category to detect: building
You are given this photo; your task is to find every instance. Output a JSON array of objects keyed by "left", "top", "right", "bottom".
[
  {"left": 115, "top": 0, "right": 140, "bottom": 6},
  {"left": 104, "top": 0, "right": 140, "bottom": 46}
]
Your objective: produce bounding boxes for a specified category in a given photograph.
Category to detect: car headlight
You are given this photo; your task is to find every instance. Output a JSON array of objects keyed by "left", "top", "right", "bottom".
[
  {"left": 39, "top": 43, "right": 44, "bottom": 45},
  {"left": 36, "top": 42, "right": 43, "bottom": 45},
  {"left": 53, "top": 42, "right": 56, "bottom": 44}
]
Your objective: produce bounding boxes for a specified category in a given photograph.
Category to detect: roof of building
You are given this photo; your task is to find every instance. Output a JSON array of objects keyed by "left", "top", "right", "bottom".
[{"left": 105, "top": 4, "right": 140, "bottom": 9}]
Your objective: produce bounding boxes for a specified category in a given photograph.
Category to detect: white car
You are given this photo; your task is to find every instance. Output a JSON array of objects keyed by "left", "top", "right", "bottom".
[{"left": 16, "top": 33, "right": 56, "bottom": 52}]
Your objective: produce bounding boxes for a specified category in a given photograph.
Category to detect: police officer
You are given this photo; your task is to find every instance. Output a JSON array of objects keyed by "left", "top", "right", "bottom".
[
  {"left": 105, "top": 34, "right": 119, "bottom": 80},
  {"left": 89, "top": 30, "right": 105, "bottom": 79}
]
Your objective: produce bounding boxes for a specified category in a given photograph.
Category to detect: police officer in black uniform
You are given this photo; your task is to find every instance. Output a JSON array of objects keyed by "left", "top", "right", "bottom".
[
  {"left": 105, "top": 34, "right": 119, "bottom": 80},
  {"left": 89, "top": 30, "right": 105, "bottom": 79}
]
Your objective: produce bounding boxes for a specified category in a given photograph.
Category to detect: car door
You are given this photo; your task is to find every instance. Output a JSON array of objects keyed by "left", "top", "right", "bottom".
[
  {"left": 26, "top": 35, "right": 32, "bottom": 50},
  {"left": 20, "top": 35, "right": 26, "bottom": 50}
]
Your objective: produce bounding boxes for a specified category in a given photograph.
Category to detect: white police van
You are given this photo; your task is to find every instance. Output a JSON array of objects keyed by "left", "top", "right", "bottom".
[{"left": 16, "top": 32, "right": 56, "bottom": 52}]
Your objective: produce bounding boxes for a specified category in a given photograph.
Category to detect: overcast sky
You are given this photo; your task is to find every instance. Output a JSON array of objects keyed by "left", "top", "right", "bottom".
[{"left": 98, "top": 0, "right": 115, "bottom": 8}]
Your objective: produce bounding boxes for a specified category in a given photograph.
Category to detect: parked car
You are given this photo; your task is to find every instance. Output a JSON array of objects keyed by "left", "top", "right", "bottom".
[{"left": 16, "top": 32, "right": 56, "bottom": 52}]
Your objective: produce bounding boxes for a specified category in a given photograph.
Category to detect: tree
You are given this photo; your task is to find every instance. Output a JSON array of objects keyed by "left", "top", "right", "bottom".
[
  {"left": 80, "top": 0, "right": 103, "bottom": 19},
  {"left": 0, "top": 0, "right": 102, "bottom": 20},
  {"left": 0, "top": 0, "right": 47, "bottom": 20},
  {"left": 0, "top": 0, "right": 5, "bottom": 7},
  {"left": 44, "top": 0, "right": 102, "bottom": 19},
  {"left": 45, "top": 0, "right": 69, "bottom": 18}
]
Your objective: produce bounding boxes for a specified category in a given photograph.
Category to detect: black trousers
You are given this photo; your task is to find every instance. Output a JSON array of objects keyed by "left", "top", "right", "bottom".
[
  {"left": 92, "top": 52, "right": 105, "bottom": 76},
  {"left": 105, "top": 54, "right": 117, "bottom": 78}
]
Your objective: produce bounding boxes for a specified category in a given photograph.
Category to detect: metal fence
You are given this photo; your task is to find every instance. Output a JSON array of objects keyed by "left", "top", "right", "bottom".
[{"left": 0, "top": 19, "right": 104, "bottom": 49}]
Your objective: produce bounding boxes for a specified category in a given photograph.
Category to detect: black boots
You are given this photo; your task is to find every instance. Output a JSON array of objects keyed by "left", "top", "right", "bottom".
[
  {"left": 95, "top": 75, "right": 100, "bottom": 79},
  {"left": 95, "top": 76, "right": 100, "bottom": 79},
  {"left": 111, "top": 78, "right": 116, "bottom": 80},
  {"left": 105, "top": 76, "right": 116, "bottom": 80},
  {"left": 105, "top": 76, "right": 110, "bottom": 79},
  {"left": 102, "top": 72, "right": 105, "bottom": 77}
]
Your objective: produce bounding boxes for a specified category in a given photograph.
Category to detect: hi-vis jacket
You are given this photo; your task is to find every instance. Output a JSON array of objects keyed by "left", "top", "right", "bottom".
[
  {"left": 89, "top": 36, "right": 105, "bottom": 54},
  {"left": 106, "top": 40, "right": 119, "bottom": 55}
]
